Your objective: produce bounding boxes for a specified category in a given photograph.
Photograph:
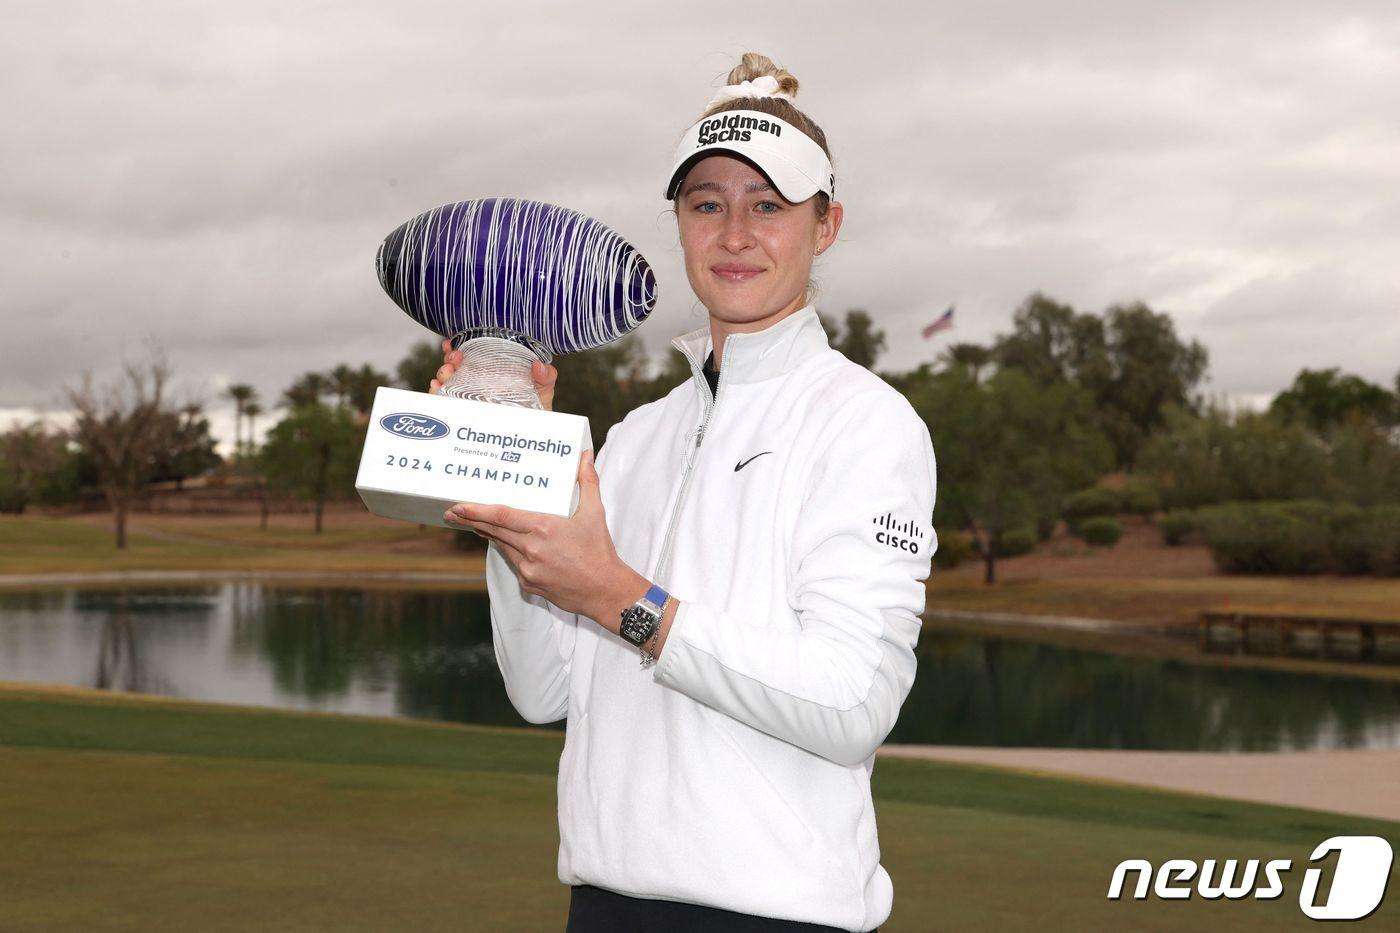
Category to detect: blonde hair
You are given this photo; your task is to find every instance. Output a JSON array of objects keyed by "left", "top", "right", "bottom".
[{"left": 694, "top": 52, "right": 833, "bottom": 216}]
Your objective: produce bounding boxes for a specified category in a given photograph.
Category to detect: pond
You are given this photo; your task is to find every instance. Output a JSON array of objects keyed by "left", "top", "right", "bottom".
[{"left": 2, "top": 583, "right": 1399, "bottom": 752}]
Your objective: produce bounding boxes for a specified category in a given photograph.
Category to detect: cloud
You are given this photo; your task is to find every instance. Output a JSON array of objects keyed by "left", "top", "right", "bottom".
[{"left": 2, "top": 0, "right": 1397, "bottom": 438}]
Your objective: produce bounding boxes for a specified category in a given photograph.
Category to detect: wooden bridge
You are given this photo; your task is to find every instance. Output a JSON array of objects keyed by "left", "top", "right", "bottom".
[{"left": 1199, "top": 611, "right": 1400, "bottom": 665}]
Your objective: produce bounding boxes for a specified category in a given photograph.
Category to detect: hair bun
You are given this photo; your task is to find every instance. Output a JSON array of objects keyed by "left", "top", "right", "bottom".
[{"left": 725, "top": 52, "right": 799, "bottom": 99}]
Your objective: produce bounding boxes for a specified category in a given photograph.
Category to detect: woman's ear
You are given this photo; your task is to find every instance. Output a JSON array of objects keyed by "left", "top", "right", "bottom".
[{"left": 815, "top": 201, "right": 843, "bottom": 255}]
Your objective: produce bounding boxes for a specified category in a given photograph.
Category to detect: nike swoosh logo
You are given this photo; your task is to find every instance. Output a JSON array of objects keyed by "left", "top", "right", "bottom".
[{"left": 734, "top": 451, "right": 773, "bottom": 472}]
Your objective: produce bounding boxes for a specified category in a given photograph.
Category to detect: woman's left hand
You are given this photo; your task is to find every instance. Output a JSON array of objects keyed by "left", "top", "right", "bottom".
[{"left": 444, "top": 449, "right": 638, "bottom": 624}]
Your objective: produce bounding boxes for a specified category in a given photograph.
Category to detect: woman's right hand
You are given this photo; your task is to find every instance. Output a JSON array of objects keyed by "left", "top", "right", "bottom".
[{"left": 430, "top": 338, "right": 559, "bottom": 411}]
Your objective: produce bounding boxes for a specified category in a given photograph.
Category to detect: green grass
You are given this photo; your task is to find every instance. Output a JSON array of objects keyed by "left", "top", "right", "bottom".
[
  {"left": 1, "top": 684, "right": 1395, "bottom": 931},
  {"left": 132, "top": 516, "right": 438, "bottom": 550},
  {"left": 0, "top": 515, "right": 483, "bottom": 578},
  {"left": 931, "top": 574, "right": 1400, "bottom": 626}
]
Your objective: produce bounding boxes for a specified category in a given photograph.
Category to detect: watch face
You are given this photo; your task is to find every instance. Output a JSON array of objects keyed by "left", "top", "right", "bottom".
[{"left": 620, "top": 606, "right": 658, "bottom": 645}]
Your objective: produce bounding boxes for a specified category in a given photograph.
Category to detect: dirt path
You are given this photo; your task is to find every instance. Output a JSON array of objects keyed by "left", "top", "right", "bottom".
[{"left": 877, "top": 744, "right": 1400, "bottom": 824}]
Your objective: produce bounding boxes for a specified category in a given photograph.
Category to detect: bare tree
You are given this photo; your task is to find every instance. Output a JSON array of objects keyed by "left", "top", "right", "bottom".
[{"left": 65, "top": 351, "right": 180, "bottom": 548}]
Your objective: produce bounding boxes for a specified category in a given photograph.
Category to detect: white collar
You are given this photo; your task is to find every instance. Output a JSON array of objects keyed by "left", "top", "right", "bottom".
[{"left": 670, "top": 305, "right": 830, "bottom": 389}]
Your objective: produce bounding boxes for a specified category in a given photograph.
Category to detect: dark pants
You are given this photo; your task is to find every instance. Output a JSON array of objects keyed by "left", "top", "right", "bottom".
[{"left": 566, "top": 884, "right": 878, "bottom": 932}]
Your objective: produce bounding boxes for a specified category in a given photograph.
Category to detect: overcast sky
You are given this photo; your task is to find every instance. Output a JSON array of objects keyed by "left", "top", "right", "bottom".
[{"left": 3, "top": 0, "right": 1397, "bottom": 448}]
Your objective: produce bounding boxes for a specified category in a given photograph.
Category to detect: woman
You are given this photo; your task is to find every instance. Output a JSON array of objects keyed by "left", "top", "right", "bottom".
[{"left": 438, "top": 53, "right": 937, "bottom": 933}]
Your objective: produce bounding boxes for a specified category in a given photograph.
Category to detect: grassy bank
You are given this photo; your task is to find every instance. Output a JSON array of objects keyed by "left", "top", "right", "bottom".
[
  {"left": 0, "top": 513, "right": 485, "bottom": 579},
  {"left": 0, "top": 683, "right": 1394, "bottom": 931},
  {"left": 5, "top": 514, "right": 1400, "bottom": 630},
  {"left": 929, "top": 574, "right": 1400, "bottom": 627}
]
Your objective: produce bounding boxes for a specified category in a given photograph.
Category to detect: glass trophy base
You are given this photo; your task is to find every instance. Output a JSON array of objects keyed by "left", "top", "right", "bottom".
[{"left": 438, "top": 329, "right": 553, "bottom": 409}]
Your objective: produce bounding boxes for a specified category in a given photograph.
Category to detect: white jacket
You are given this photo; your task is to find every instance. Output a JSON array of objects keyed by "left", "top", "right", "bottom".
[{"left": 485, "top": 304, "right": 938, "bottom": 932}]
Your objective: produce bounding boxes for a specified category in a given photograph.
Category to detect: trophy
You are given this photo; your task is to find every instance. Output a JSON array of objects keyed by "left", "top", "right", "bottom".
[{"left": 355, "top": 198, "right": 658, "bottom": 526}]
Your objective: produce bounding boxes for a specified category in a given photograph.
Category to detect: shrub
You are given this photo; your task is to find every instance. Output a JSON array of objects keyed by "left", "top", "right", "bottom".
[
  {"left": 1276, "top": 498, "right": 1333, "bottom": 527},
  {"left": 1075, "top": 516, "right": 1122, "bottom": 547},
  {"left": 998, "top": 526, "right": 1036, "bottom": 557},
  {"left": 1333, "top": 519, "right": 1378, "bottom": 574},
  {"left": 1332, "top": 505, "right": 1400, "bottom": 576},
  {"left": 933, "top": 529, "right": 973, "bottom": 569},
  {"left": 1199, "top": 502, "right": 1330, "bottom": 574},
  {"left": 1159, "top": 509, "right": 1197, "bottom": 546},
  {"left": 1062, "top": 487, "right": 1121, "bottom": 526},
  {"left": 1121, "top": 480, "right": 1162, "bottom": 518},
  {"left": 0, "top": 473, "right": 26, "bottom": 514},
  {"left": 1373, "top": 506, "right": 1400, "bottom": 576}
]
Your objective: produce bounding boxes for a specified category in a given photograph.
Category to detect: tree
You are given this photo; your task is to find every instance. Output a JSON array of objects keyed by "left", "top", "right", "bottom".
[
  {"left": 819, "top": 309, "right": 887, "bottom": 370},
  {"left": 149, "top": 403, "right": 222, "bottom": 489},
  {"left": 282, "top": 372, "right": 328, "bottom": 410},
  {"left": 328, "top": 364, "right": 356, "bottom": 409},
  {"left": 348, "top": 364, "right": 390, "bottom": 417},
  {"left": 1097, "top": 301, "right": 1209, "bottom": 468},
  {"left": 396, "top": 340, "right": 443, "bottom": 393},
  {"left": 907, "top": 367, "right": 1112, "bottom": 583},
  {"left": 991, "top": 293, "right": 1103, "bottom": 386},
  {"left": 225, "top": 383, "right": 255, "bottom": 460},
  {"left": 259, "top": 403, "right": 361, "bottom": 533},
  {"left": 1136, "top": 403, "right": 1329, "bottom": 509},
  {"left": 243, "top": 401, "right": 264, "bottom": 454},
  {"left": 553, "top": 335, "right": 654, "bottom": 452},
  {"left": 835, "top": 309, "right": 887, "bottom": 369},
  {"left": 65, "top": 352, "right": 181, "bottom": 548},
  {"left": 938, "top": 342, "right": 993, "bottom": 384},
  {"left": 991, "top": 293, "right": 1208, "bottom": 469},
  {"left": 1324, "top": 411, "right": 1400, "bottom": 506},
  {"left": 241, "top": 399, "right": 269, "bottom": 529},
  {"left": 1269, "top": 367, "right": 1397, "bottom": 435},
  {"left": 0, "top": 422, "right": 73, "bottom": 514}
]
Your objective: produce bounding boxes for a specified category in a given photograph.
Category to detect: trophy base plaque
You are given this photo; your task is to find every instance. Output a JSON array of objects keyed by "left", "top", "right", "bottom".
[{"left": 355, "top": 386, "right": 592, "bottom": 526}]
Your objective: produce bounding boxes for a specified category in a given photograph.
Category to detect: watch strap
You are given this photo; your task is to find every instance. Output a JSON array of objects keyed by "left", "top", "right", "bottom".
[
  {"left": 643, "top": 584, "right": 669, "bottom": 609},
  {"left": 639, "top": 595, "right": 671, "bottom": 668}
]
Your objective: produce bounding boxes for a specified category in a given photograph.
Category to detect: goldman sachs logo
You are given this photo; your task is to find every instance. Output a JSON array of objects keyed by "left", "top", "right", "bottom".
[{"left": 696, "top": 113, "right": 783, "bottom": 146}]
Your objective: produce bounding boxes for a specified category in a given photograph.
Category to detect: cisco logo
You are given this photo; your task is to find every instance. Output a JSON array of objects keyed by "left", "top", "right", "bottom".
[
  {"left": 380, "top": 413, "right": 449, "bottom": 440},
  {"left": 873, "top": 512, "right": 925, "bottom": 554}
]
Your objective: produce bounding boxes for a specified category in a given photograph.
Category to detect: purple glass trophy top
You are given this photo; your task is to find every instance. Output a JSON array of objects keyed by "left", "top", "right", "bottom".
[{"left": 375, "top": 198, "right": 657, "bottom": 355}]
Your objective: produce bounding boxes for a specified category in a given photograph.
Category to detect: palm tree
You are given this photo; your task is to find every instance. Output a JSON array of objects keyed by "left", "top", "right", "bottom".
[
  {"left": 939, "top": 343, "right": 993, "bottom": 383},
  {"left": 329, "top": 364, "right": 356, "bottom": 409},
  {"left": 350, "top": 364, "right": 389, "bottom": 418},
  {"left": 243, "top": 401, "right": 264, "bottom": 455},
  {"left": 225, "top": 384, "right": 255, "bottom": 460},
  {"left": 282, "top": 372, "right": 328, "bottom": 410}
]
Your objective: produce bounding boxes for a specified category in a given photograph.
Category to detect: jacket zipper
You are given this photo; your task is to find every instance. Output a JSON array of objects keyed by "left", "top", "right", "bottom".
[{"left": 650, "top": 342, "right": 727, "bottom": 587}]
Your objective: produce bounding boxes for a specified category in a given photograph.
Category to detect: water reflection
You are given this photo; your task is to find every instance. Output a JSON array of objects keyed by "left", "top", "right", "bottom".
[
  {"left": 889, "top": 629, "right": 1400, "bottom": 750},
  {"left": 2, "top": 584, "right": 1400, "bottom": 751},
  {"left": 233, "top": 586, "right": 526, "bottom": 727}
]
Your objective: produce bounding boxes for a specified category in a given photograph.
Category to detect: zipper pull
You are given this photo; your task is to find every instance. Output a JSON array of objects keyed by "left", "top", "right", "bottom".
[{"left": 695, "top": 425, "right": 706, "bottom": 448}]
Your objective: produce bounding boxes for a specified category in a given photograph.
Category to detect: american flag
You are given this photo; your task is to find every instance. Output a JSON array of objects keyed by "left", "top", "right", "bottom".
[{"left": 921, "top": 305, "right": 955, "bottom": 339}]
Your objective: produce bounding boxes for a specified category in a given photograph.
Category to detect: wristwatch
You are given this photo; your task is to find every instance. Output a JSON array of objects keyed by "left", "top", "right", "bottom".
[{"left": 619, "top": 583, "right": 669, "bottom": 667}]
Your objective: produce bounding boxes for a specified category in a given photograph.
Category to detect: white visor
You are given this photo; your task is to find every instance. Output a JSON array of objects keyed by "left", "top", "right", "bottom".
[{"left": 664, "top": 110, "right": 835, "bottom": 204}]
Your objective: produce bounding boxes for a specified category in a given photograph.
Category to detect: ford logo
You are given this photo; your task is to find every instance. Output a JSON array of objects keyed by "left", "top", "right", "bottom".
[{"left": 380, "top": 413, "right": 449, "bottom": 440}]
